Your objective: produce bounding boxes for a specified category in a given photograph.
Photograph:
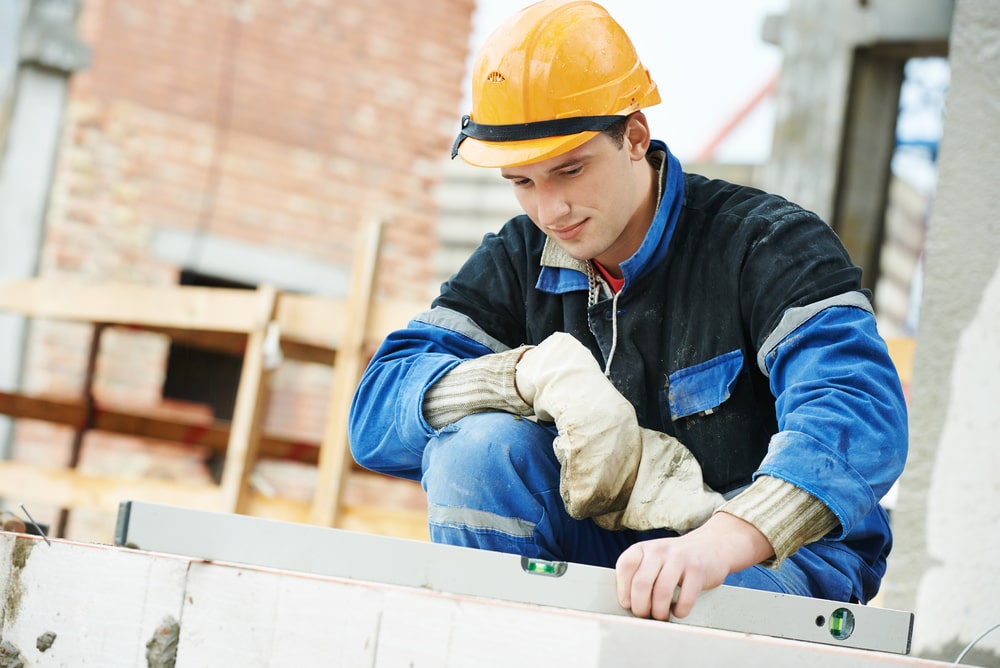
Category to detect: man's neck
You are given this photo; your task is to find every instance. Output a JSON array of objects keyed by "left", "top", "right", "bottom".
[{"left": 596, "top": 157, "right": 664, "bottom": 280}]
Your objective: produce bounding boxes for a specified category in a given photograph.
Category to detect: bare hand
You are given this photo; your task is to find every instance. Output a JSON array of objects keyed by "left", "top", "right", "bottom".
[{"left": 615, "top": 512, "right": 773, "bottom": 619}]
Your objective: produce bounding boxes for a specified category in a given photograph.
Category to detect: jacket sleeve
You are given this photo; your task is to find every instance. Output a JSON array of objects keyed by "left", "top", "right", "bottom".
[
  {"left": 756, "top": 302, "right": 908, "bottom": 538},
  {"left": 348, "top": 320, "right": 495, "bottom": 481},
  {"left": 350, "top": 222, "right": 538, "bottom": 481},
  {"left": 726, "top": 200, "right": 908, "bottom": 540}
]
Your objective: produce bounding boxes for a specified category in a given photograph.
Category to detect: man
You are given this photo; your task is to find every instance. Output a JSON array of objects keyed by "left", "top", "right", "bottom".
[{"left": 349, "top": 0, "right": 907, "bottom": 621}]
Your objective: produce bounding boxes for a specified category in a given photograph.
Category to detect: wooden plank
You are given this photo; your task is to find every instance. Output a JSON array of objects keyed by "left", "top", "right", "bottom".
[
  {"left": 0, "top": 279, "right": 422, "bottom": 364},
  {"left": 242, "top": 496, "right": 429, "bottom": 541},
  {"left": 0, "top": 460, "right": 223, "bottom": 511},
  {"left": 336, "top": 504, "right": 430, "bottom": 542},
  {"left": 136, "top": 325, "right": 248, "bottom": 356},
  {"left": 278, "top": 339, "right": 337, "bottom": 365},
  {"left": 200, "top": 493, "right": 429, "bottom": 540},
  {"left": 276, "top": 293, "right": 342, "bottom": 346},
  {"left": 279, "top": 294, "right": 423, "bottom": 345},
  {"left": 310, "top": 219, "right": 382, "bottom": 526},
  {"left": 886, "top": 336, "right": 916, "bottom": 385},
  {"left": 277, "top": 293, "right": 425, "bottom": 364},
  {"left": 55, "top": 322, "right": 105, "bottom": 537},
  {"left": 0, "top": 459, "right": 427, "bottom": 541},
  {"left": 368, "top": 298, "right": 426, "bottom": 342},
  {"left": 122, "top": 322, "right": 338, "bottom": 366},
  {"left": 0, "top": 280, "right": 264, "bottom": 332},
  {"left": 219, "top": 284, "right": 279, "bottom": 515},
  {"left": 0, "top": 392, "right": 322, "bottom": 463}
]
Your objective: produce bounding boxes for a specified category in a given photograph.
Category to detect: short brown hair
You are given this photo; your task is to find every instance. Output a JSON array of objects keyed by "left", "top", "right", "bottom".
[{"left": 601, "top": 115, "right": 631, "bottom": 148}]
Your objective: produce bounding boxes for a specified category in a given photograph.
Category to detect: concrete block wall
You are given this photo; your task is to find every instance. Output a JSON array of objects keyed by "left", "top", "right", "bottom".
[
  {"left": 884, "top": 1, "right": 1000, "bottom": 665},
  {"left": 0, "top": 532, "right": 958, "bottom": 667}
]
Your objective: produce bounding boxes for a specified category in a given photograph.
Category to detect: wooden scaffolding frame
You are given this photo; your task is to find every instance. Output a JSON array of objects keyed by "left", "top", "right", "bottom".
[{"left": 0, "top": 220, "right": 429, "bottom": 539}]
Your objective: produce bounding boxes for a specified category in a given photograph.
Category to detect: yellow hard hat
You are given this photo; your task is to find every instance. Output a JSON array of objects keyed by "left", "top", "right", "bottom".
[{"left": 452, "top": 0, "right": 660, "bottom": 168}]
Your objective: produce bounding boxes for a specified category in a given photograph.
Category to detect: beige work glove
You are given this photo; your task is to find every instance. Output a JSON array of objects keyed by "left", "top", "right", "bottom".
[
  {"left": 515, "top": 333, "right": 641, "bottom": 519},
  {"left": 515, "top": 332, "right": 724, "bottom": 532},
  {"left": 593, "top": 427, "right": 725, "bottom": 533}
]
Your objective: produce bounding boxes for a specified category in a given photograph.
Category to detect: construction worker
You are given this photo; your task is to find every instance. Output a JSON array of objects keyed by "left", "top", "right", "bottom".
[{"left": 348, "top": 0, "right": 907, "bottom": 620}]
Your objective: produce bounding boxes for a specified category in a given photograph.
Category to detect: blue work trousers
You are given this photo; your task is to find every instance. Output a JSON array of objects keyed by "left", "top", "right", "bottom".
[{"left": 421, "top": 412, "right": 863, "bottom": 601}]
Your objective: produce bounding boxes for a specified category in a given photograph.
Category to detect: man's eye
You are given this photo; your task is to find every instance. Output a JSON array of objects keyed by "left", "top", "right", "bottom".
[
  {"left": 513, "top": 179, "right": 532, "bottom": 187},
  {"left": 562, "top": 167, "right": 582, "bottom": 177}
]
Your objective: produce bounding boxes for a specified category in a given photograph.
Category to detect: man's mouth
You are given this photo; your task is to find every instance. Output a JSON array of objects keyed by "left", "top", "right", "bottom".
[{"left": 550, "top": 219, "right": 587, "bottom": 241}]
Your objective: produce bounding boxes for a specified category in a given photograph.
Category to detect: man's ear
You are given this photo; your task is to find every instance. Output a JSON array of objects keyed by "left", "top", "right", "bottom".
[{"left": 624, "top": 112, "right": 652, "bottom": 161}]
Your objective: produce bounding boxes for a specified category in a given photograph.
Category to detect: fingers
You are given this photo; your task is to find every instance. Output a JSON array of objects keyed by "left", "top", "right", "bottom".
[
  {"left": 670, "top": 563, "right": 705, "bottom": 619},
  {"left": 616, "top": 537, "right": 721, "bottom": 621},
  {"left": 614, "top": 516, "right": 752, "bottom": 621},
  {"left": 648, "top": 562, "right": 681, "bottom": 621},
  {"left": 615, "top": 544, "right": 642, "bottom": 610},
  {"left": 616, "top": 543, "right": 684, "bottom": 621}
]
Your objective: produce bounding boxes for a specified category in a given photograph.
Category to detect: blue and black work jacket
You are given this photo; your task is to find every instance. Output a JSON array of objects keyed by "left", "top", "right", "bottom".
[{"left": 349, "top": 141, "right": 908, "bottom": 599}]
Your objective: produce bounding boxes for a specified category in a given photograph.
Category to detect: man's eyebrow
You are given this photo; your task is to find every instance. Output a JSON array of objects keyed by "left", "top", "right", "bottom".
[
  {"left": 502, "top": 155, "right": 591, "bottom": 180},
  {"left": 548, "top": 156, "right": 587, "bottom": 172}
]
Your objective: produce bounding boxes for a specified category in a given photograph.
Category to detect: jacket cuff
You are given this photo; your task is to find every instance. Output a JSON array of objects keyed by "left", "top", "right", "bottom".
[
  {"left": 717, "top": 475, "right": 839, "bottom": 566},
  {"left": 422, "top": 346, "right": 534, "bottom": 429}
]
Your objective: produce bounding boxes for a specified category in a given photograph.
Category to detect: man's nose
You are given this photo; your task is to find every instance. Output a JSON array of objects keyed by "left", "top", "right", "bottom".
[{"left": 535, "top": 186, "right": 571, "bottom": 227}]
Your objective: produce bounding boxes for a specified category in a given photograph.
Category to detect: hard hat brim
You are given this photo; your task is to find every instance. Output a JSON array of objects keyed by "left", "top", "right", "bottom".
[{"left": 456, "top": 130, "right": 601, "bottom": 169}]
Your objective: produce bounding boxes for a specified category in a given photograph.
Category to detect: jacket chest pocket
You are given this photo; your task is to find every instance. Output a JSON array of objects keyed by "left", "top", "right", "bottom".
[{"left": 666, "top": 349, "right": 744, "bottom": 421}]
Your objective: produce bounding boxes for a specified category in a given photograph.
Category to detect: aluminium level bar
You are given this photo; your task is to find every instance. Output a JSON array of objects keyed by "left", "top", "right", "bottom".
[{"left": 114, "top": 501, "right": 912, "bottom": 655}]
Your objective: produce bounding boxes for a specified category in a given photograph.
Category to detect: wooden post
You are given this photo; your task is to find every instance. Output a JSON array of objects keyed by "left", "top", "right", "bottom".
[
  {"left": 218, "top": 284, "right": 279, "bottom": 515},
  {"left": 310, "top": 219, "right": 382, "bottom": 526},
  {"left": 54, "top": 322, "right": 105, "bottom": 537}
]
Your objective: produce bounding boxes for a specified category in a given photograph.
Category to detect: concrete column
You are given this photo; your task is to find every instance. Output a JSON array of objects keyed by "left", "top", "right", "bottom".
[
  {"left": 761, "top": 0, "right": 950, "bottom": 221},
  {"left": 883, "top": 0, "right": 1000, "bottom": 664},
  {"left": 0, "top": 0, "right": 89, "bottom": 456}
]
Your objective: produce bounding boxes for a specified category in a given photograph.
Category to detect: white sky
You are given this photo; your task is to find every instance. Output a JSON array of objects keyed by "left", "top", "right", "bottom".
[{"left": 465, "top": 0, "right": 790, "bottom": 163}]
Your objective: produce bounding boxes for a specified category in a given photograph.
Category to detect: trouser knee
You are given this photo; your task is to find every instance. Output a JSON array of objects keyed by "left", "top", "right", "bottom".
[
  {"left": 421, "top": 413, "right": 558, "bottom": 510},
  {"left": 420, "top": 412, "right": 672, "bottom": 567}
]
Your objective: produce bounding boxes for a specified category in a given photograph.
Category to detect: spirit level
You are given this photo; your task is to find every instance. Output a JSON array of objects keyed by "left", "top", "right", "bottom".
[{"left": 114, "top": 501, "right": 912, "bottom": 655}]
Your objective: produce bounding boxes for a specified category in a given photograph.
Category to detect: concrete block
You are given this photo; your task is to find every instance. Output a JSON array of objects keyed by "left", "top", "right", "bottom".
[
  {"left": 0, "top": 533, "right": 187, "bottom": 667},
  {"left": 176, "top": 563, "right": 381, "bottom": 667},
  {"left": 0, "top": 535, "right": 961, "bottom": 667}
]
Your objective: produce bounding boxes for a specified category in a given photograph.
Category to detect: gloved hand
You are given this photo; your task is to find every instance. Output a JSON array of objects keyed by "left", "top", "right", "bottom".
[
  {"left": 516, "top": 332, "right": 724, "bottom": 531},
  {"left": 515, "top": 332, "right": 641, "bottom": 519},
  {"left": 592, "top": 427, "right": 724, "bottom": 532}
]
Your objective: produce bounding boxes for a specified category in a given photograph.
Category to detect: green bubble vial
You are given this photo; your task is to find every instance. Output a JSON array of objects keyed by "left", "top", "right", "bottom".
[
  {"left": 520, "top": 556, "right": 567, "bottom": 577},
  {"left": 829, "top": 607, "right": 856, "bottom": 641}
]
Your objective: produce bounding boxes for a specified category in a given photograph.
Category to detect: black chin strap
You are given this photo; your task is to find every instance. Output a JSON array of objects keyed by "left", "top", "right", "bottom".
[{"left": 451, "top": 114, "right": 627, "bottom": 159}]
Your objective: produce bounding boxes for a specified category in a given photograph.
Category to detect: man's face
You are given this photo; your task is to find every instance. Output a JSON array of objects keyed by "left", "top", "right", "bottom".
[{"left": 500, "top": 119, "right": 653, "bottom": 275}]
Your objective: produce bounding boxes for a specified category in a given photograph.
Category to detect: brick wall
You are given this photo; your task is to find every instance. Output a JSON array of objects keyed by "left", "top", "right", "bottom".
[
  {"left": 14, "top": 0, "right": 474, "bottom": 538},
  {"left": 62, "top": 0, "right": 472, "bottom": 296}
]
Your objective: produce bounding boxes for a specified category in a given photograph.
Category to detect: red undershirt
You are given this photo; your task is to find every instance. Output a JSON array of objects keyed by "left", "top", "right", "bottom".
[{"left": 593, "top": 261, "right": 625, "bottom": 294}]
